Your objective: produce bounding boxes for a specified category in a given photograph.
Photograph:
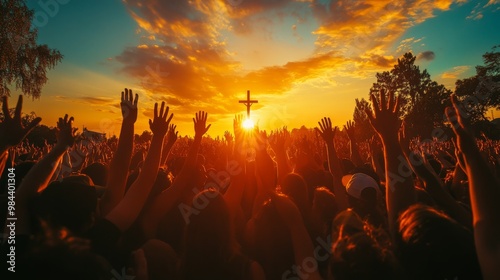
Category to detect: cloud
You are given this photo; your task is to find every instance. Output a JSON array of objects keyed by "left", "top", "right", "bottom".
[
  {"left": 116, "top": 0, "right": 469, "bottom": 122},
  {"left": 397, "top": 37, "right": 425, "bottom": 53},
  {"left": 441, "top": 66, "right": 470, "bottom": 79},
  {"left": 466, "top": 0, "right": 500, "bottom": 20},
  {"left": 466, "top": 3, "right": 484, "bottom": 20},
  {"left": 485, "top": 0, "right": 500, "bottom": 7},
  {"left": 417, "top": 51, "right": 436, "bottom": 61},
  {"left": 53, "top": 95, "right": 116, "bottom": 105},
  {"left": 311, "top": 0, "right": 463, "bottom": 57}
]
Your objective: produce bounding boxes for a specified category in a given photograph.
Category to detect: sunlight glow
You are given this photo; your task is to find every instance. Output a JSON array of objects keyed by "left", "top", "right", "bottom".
[{"left": 242, "top": 118, "right": 255, "bottom": 130}]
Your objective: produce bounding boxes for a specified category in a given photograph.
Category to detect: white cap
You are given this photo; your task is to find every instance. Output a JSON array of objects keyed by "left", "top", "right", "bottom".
[{"left": 342, "top": 173, "right": 380, "bottom": 200}]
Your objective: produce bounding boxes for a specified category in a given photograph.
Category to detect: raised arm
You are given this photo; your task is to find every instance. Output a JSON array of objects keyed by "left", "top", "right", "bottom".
[
  {"left": 316, "top": 118, "right": 342, "bottom": 177},
  {"left": 106, "top": 101, "right": 172, "bottom": 232},
  {"left": 445, "top": 94, "right": 500, "bottom": 280},
  {"left": 344, "top": 120, "right": 364, "bottom": 167},
  {"left": 11, "top": 114, "right": 76, "bottom": 235},
  {"left": 269, "top": 127, "right": 292, "bottom": 184},
  {"left": 0, "top": 95, "right": 41, "bottom": 177},
  {"left": 142, "top": 111, "right": 211, "bottom": 236},
  {"left": 365, "top": 89, "right": 415, "bottom": 234},
  {"left": 398, "top": 124, "right": 472, "bottom": 229},
  {"left": 175, "top": 111, "right": 211, "bottom": 183},
  {"left": 252, "top": 128, "right": 278, "bottom": 217},
  {"left": 232, "top": 114, "right": 244, "bottom": 160},
  {"left": 316, "top": 117, "right": 348, "bottom": 210},
  {"left": 160, "top": 124, "right": 178, "bottom": 167},
  {"left": 100, "top": 89, "right": 138, "bottom": 216},
  {"left": 368, "top": 135, "right": 386, "bottom": 182},
  {"left": 223, "top": 116, "right": 246, "bottom": 220}
]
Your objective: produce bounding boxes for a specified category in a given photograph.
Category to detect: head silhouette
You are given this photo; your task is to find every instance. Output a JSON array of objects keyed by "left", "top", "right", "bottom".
[
  {"left": 181, "top": 189, "right": 238, "bottom": 279},
  {"left": 397, "top": 204, "right": 482, "bottom": 279}
]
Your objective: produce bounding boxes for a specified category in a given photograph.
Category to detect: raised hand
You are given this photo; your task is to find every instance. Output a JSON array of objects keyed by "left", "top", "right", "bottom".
[
  {"left": 56, "top": 114, "right": 77, "bottom": 148},
  {"left": 344, "top": 119, "right": 363, "bottom": 167},
  {"left": 224, "top": 130, "right": 233, "bottom": 144},
  {"left": 445, "top": 95, "right": 475, "bottom": 154},
  {"left": 121, "top": 88, "right": 139, "bottom": 123},
  {"left": 446, "top": 95, "right": 500, "bottom": 279},
  {"left": 0, "top": 95, "right": 42, "bottom": 150},
  {"left": 365, "top": 89, "right": 401, "bottom": 142},
  {"left": 269, "top": 127, "right": 289, "bottom": 153},
  {"left": 315, "top": 117, "right": 337, "bottom": 144},
  {"left": 344, "top": 120, "right": 356, "bottom": 141},
  {"left": 166, "top": 124, "right": 178, "bottom": 144},
  {"left": 450, "top": 135, "right": 466, "bottom": 174},
  {"left": 253, "top": 127, "right": 268, "bottom": 152},
  {"left": 367, "top": 89, "right": 414, "bottom": 234},
  {"left": 149, "top": 102, "right": 173, "bottom": 137},
  {"left": 193, "top": 111, "right": 211, "bottom": 137},
  {"left": 101, "top": 88, "right": 140, "bottom": 215},
  {"left": 233, "top": 114, "right": 243, "bottom": 139}
]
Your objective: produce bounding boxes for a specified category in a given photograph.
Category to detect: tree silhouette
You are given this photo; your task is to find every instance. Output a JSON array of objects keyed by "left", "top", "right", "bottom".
[
  {"left": 370, "top": 52, "right": 451, "bottom": 136},
  {"left": 0, "top": 0, "right": 63, "bottom": 98},
  {"left": 455, "top": 45, "right": 500, "bottom": 123},
  {"left": 454, "top": 76, "right": 488, "bottom": 123},
  {"left": 352, "top": 97, "right": 374, "bottom": 141}
]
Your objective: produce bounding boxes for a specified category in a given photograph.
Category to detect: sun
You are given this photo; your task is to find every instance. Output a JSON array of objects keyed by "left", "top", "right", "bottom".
[{"left": 242, "top": 118, "right": 255, "bottom": 130}]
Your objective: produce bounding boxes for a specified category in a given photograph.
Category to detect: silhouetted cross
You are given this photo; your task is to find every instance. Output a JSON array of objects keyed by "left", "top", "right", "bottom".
[{"left": 239, "top": 90, "right": 258, "bottom": 118}]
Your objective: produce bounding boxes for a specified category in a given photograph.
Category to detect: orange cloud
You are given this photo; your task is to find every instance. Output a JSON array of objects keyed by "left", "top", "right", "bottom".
[
  {"left": 115, "top": 0, "right": 470, "bottom": 134},
  {"left": 441, "top": 66, "right": 470, "bottom": 79},
  {"left": 312, "top": 0, "right": 464, "bottom": 58}
]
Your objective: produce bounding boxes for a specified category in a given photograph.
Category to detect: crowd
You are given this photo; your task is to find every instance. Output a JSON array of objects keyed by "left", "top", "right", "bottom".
[{"left": 0, "top": 88, "right": 499, "bottom": 280}]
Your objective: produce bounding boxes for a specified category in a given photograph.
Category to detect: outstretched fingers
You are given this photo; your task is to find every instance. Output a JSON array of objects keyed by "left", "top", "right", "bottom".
[
  {"left": 159, "top": 102, "right": 165, "bottom": 119},
  {"left": 320, "top": 117, "right": 331, "bottom": 132},
  {"left": 133, "top": 93, "right": 139, "bottom": 106},
  {"left": 193, "top": 111, "right": 211, "bottom": 135},
  {"left": 380, "top": 88, "right": 386, "bottom": 111},
  {"left": 128, "top": 89, "right": 134, "bottom": 103},
  {"left": 166, "top": 111, "right": 173, "bottom": 125},
  {"left": 393, "top": 95, "right": 401, "bottom": 114},
  {"left": 154, "top": 102, "right": 158, "bottom": 119},
  {"left": 388, "top": 90, "right": 395, "bottom": 111},
  {"left": 445, "top": 95, "right": 465, "bottom": 134},
  {"left": 365, "top": 108, "right": 375, "bottom": 124}
]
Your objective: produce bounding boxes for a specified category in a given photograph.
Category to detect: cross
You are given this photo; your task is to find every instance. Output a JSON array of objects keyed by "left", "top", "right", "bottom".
[{"left": 239, "top": 90, "right": 258, "bottom": 118}]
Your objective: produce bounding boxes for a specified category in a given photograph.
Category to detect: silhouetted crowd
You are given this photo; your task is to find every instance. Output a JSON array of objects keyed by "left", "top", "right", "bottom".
[{"left": 1, "top": 89, "right": 499, "bottom": 280}]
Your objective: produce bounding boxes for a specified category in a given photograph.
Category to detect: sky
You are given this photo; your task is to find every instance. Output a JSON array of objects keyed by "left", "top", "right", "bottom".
[{"left": 14, "top": 0, "right": 500, "bottom": 137}]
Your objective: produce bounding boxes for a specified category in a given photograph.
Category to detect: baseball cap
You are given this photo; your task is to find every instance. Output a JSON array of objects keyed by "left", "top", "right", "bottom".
[{"left": 342, "top": 173, "right": 381, "bottom": 200}]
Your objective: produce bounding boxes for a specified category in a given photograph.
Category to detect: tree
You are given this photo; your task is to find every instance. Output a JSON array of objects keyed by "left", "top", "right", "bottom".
[
  {"left": 352, "top": 97, "right": 375, "bottom": 141},
  {"left": 454, "top": 76, "right": 488, "bottom": 123},
  {"left": 0, "top": 0, "right": 63, "bottom": 98},
  {"left": 369, "top": 52, "right": 451, "bottom": 136},
  {"left": 455, "top": 45, "right": 500, "bottom": 122},
  {"left": 25, "top": 124, "right": 57, "bottom": 147}
]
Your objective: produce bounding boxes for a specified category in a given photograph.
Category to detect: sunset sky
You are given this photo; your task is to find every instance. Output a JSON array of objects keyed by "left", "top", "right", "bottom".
[{"left": 15, "top": 0, "right": 500, "bottom": 137}]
